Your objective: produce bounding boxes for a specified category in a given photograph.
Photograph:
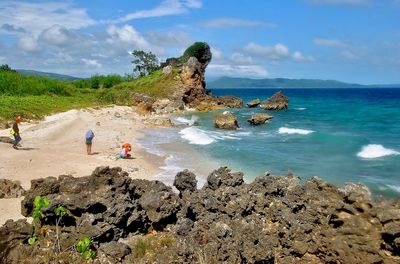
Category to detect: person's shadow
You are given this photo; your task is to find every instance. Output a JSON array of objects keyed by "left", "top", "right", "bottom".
[
  {"left": 18, "top": 147, "right": 38, "bottom": 151},
  {"left": 90, "top": 152, "right": 100, "bottom": 155}
]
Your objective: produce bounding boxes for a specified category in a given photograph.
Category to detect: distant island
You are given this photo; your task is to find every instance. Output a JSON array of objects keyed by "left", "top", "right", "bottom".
[
  {"left": 17, "top": 69, "right": 81, "bottom": 81},
  {"left": 207, "top": 76, "right": 400, "bottom": 89}
]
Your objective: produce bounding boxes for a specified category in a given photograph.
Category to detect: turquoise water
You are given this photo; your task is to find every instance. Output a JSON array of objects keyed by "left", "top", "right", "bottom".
[{"left": 139, "top": 88, "right": 400, "bottom": 198}]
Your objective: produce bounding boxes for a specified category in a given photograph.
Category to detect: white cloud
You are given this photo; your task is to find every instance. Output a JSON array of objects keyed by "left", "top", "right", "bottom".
[
  {"left": 106, "top": 24, "right": 150, "bottom": 50},
  {"left": 116, "top": 0, "right": 202, "bottom": 22},
  {"left": 208, "top": 64, "right": 268, "bottom": 78},
  {"left": 244, "top": 43, "right": 289, "bottom": 60},
  {"left": 307, "top": 0, "right": 370, "bottom": 5},
  {"left": 0, "top": 1, "right": 95, "bottom": 37},
  {"left": 293, "top": 51, "right": 315, "bottom": 62},
  {"left": 230, "top": 53, "right": 253, "bottom": 64},
  {"left": 39, "top": 25, "right": 77, "bottom": 47},
  {"left": 341, "top": 50, "right": 359, "bottom": 59},
  {"left": 201, "top": 18, "right": 276, "bottom": 28},
  {"left": 211, "top": 47, "right": 223, "bottom": 59},
  {"left": 81, "top": 58, "right": 102, "bottom": 68},
  {"left": 146, "top": 31, "right": 193, "bottom": 48},
  {"left": 314, "top": 38, "right": 347, "bottom": 48},
  {"left": 18, "top": 36, "right": 40, "bottom": 52}
]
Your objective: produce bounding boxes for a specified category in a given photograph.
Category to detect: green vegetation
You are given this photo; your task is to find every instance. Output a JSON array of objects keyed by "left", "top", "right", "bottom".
[
  {"left": 131, "top": 50, "right": 159, "bottom": 77},
  {"left": 76, "top": 237, "right": 97, "bottom": 260},
  {"left": 101, "top": 68, "right": 178, "bottom": 102},
  {"left": 72, "top": 74, "right": 125, "bottom": 89},
  {"left": 180, "top": 42, "right": 210, "bottom": 63},
  {"left": 129, "top": 234, "right": 175, "bottom": 262}
]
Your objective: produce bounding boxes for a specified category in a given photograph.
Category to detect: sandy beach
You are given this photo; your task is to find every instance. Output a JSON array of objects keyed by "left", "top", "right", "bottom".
[{"left": 0, "top": 105, "right": 163, "bottom": 225}]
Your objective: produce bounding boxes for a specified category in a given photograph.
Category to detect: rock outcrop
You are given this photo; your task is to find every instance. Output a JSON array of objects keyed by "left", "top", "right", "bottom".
[
  {"left": 213, "top": 111, "right": 239, "bottom": 129},
  {"left": 0, "top": 179, "right": 25, "bottom": 198},
  {"left": 1, "top": 166, "right": 399, "bottom": 263},
  {"left": 247, "top": 98, "right": 261, "bottom": 108},
  {"left": 247, "top": 113, "right": 273, "bottom": 125},
  {"left": 260, "top": 91, "right": 289, "bottom": 110}
]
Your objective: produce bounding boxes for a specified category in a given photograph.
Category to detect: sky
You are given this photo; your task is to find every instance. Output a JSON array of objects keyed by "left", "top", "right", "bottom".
[{"left": 0, "top": 0, "right": 399, "bottom": 84}]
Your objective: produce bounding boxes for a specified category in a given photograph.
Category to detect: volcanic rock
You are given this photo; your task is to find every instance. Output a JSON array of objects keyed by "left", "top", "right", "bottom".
[
  {"left": 260, "top": 91, "right": 289, "bottom": 110},
  {"left": 247, "top": 98, "right": 261, "bottom": 108},
  {"left": 0, "top": 179, "right": 25, "bottom": 198},
  {"left": 213, "top": 111, "right": 239, "bottom": 129},
  {"left": 247, "top": 113, "right": 273, "bottom": 126}
]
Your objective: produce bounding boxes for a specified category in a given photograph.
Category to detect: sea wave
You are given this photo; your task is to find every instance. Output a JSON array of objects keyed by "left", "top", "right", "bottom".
[
  {"left": 278, "top": 127, "right": 314, "bottom": 135},
  {"left": 173, "top": 115, "right": 199, "bottom": 126},
  {"left": 179, "top": 127, "right": 216, "bottom": 145},
  {"left": 294, "top": 108, "right": 306, "bottom": 110},
  {"left": 386, "top": 184, "right": 400, "bottom": 193},
  {"left": 357, "top": 144, "right": 400, "bottom": 159}
]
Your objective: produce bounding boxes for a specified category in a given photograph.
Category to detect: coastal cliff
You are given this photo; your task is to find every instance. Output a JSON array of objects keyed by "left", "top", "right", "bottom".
[{"left": 1, "top": 166, "right": 399, "bottom": 263}]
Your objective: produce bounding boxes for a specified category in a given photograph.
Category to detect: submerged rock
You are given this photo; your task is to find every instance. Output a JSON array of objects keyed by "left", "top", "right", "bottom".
[
  {"left": 247, "top": 113, "right": 273, "bottom": 125},
  {"left": 213, "top": 111, "right": 239, "bottom": 129},
  {"left": 260, "top": 91, "right": 289, "bottom": 110},
  {"left": 247, "top": 98, "right": 261, "bottom": 108}
]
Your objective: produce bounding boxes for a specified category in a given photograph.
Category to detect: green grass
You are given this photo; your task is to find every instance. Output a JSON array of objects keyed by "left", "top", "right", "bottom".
[
  {"left": 111, "top": 69, "right": 178, "bottom": 99},
  {"left": 0, "top": 92, "right": 105, "bottom": 122}
]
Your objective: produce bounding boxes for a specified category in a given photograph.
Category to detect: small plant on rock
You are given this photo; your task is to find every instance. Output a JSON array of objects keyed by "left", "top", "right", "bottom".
[
  {"left": 29, "top": 196, "right": 51, "bottom": 245},
  {"left": 76, "top": 237, "right": 96, "bottom": 260},
  {"left": 54, "top": 205, "right": 70, "bottom": 252}
]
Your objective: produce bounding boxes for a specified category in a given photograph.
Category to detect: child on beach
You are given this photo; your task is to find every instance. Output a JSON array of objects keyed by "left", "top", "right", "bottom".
[
  {"left": 85, "top": 129, "right": 95, "bottom": 155},
  {"left": 116, "top": 143, "right": 132, "bottom": 159},
  {"left": 10, "top": 116, "right": 22, "bottom": 149}
]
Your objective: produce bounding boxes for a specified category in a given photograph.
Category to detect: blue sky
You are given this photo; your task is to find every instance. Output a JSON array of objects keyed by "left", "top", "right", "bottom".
[{"left": 0, "top": 0, "right": 399, "bottom": 84}]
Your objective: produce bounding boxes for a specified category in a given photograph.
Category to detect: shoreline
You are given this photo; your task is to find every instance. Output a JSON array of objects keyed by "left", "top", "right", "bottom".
[{"left": 0, "top": 105, "right": 164, "bottom": 225}]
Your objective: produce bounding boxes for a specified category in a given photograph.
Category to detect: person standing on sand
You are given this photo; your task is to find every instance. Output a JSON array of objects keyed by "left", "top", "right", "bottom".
[
  {"left": 11, "top": 116, "right": 22, "bottom": 149},
  {"left": 85, "top": 129, "right": 94, "bottom": 155}
]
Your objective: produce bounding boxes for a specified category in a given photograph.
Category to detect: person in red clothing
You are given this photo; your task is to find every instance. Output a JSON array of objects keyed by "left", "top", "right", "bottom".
[
  {"left": 11, "top": 116, "right": 22, "bottom": 149},
  {"left": 117, "top": 143, "right": 132, "bottom": 159}
]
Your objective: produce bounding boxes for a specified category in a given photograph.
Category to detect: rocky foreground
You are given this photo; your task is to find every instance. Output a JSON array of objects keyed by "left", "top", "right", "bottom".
[{"left": 1, "top": 167, "right": 400, "bottom": 263}]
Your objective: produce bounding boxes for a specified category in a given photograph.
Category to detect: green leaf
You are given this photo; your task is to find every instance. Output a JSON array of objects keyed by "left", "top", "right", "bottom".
[
  {"left": 54, "top": 205, "right": 68, "bottom": 216},
  {"left": 28, "top": 235, "right": 37, "bottom": 245},
  {"left": 76, "top": 237, "right": 91, "bottom": 253}
]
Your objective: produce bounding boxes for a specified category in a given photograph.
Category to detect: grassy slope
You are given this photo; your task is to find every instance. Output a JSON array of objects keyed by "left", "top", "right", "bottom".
[{"left": 0, "top": 69, "right": 178, "bottom": 122}]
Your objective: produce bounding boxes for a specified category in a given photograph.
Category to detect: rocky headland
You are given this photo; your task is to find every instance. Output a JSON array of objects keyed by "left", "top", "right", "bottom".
[{"left": 1, "top": 166, "right": 399, "bottom": 263}]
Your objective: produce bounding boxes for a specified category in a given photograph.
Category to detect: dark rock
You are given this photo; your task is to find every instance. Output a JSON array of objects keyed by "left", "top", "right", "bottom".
[
  {"left": 0, "top": 179, "right": 25, "bottom": 198},
  {"left": 213, "top": 112, "right": 239, "bottom": 129},
  {"left": 98, "top": 241, "right": 131, "bottom": 261},
  {"left": 0, "top": 219, "right": 32, "bottom": 263},
  {"left": 247, "top": 98, "right": 261, "bottom": 108},
  {"left": 260, "top": 91, "right": 289, "bottom": 110},
  {"left": 247, "top": 113, "right": 273, "bottom": 126},
  {"left": 174, "top": 169, "right": 197, "bottom": 194},
  {"left": 205, "top": 167, "right": 244, "bottom": 190},
  {"left": 176, "top": 218, "right": 194, "bottom": 235}
]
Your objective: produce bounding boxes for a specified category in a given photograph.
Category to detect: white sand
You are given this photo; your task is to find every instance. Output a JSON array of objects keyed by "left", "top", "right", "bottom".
[{"left": 0, "top": 106, "right": 162, "bottom": 226}]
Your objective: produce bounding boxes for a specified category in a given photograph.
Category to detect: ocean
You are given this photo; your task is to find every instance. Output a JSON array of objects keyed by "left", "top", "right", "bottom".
[{"left": 138, "top": 88, "right": 400, "bottom": 198}]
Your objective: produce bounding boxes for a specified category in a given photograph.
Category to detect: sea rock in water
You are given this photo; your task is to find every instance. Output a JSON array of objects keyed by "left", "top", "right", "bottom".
[
  {"left": 213, "top": 111, "right": 239, "bottom": 129},
  {"left": 0, "top": 179, "right": 25, "bottom": 198},
  {"left": 247, "top": 113, "right": 273, "bottom": 126},
  {"left": 260, "top": 91, "right": 289, "bottom": 110},
  {"left": 247, "top": 98, "right": 261, "bottom": 108},
  {"left": 216, "top": 96, "right": 243, "bottom": 108}
]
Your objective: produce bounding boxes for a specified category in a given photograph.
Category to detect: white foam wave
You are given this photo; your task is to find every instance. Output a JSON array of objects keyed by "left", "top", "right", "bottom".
[
  {"left": 278, "top": 127, "right": 314, "bottom": 135},
  {"left": 295, "top": 108, "right": 306, "bottom": 110},
  {"left": 174, "top": 115, "right": 199, "bottom": 126},
  {"left": 357, "top": 144, "right": 400, "bottom": 159},
  {"left": 179, "top": 127, "right": 216, "bottom": 145},
  {"left": 386, "top": 184, "right": 400, "bottom": 193}
]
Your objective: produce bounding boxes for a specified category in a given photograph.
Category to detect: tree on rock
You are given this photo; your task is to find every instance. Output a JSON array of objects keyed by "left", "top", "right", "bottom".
[
  {"left": 131, "top": 50, "right": 159, "bottom": 77},
  {"left": 180, "top": 42, "right": 212, "bottom": 65}
]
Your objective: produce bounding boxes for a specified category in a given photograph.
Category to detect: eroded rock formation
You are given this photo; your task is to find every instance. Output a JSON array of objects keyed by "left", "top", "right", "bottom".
[
  {"left": 213, "top": 111, "right": 239, "bottom": 129},
  {"left": 247, "top": 113, "right": 273, "bottom": 126},
  {"left": 247, "top": 98, "right": 261, "bottom": 108},
  {"left": 1, "top": 166, "right": 399, "bottom": 263},
  {"left": 260, "top": 91, "right": 289, "bottom": 110}
]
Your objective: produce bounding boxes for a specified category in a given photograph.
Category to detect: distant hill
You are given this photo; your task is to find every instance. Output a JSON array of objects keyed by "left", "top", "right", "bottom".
[
  {"left": 17, "top": 69, "right": 81, "bottom": 81},
  {"left": 207, "top": 76, "right": 366, "bottom": 89}
]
